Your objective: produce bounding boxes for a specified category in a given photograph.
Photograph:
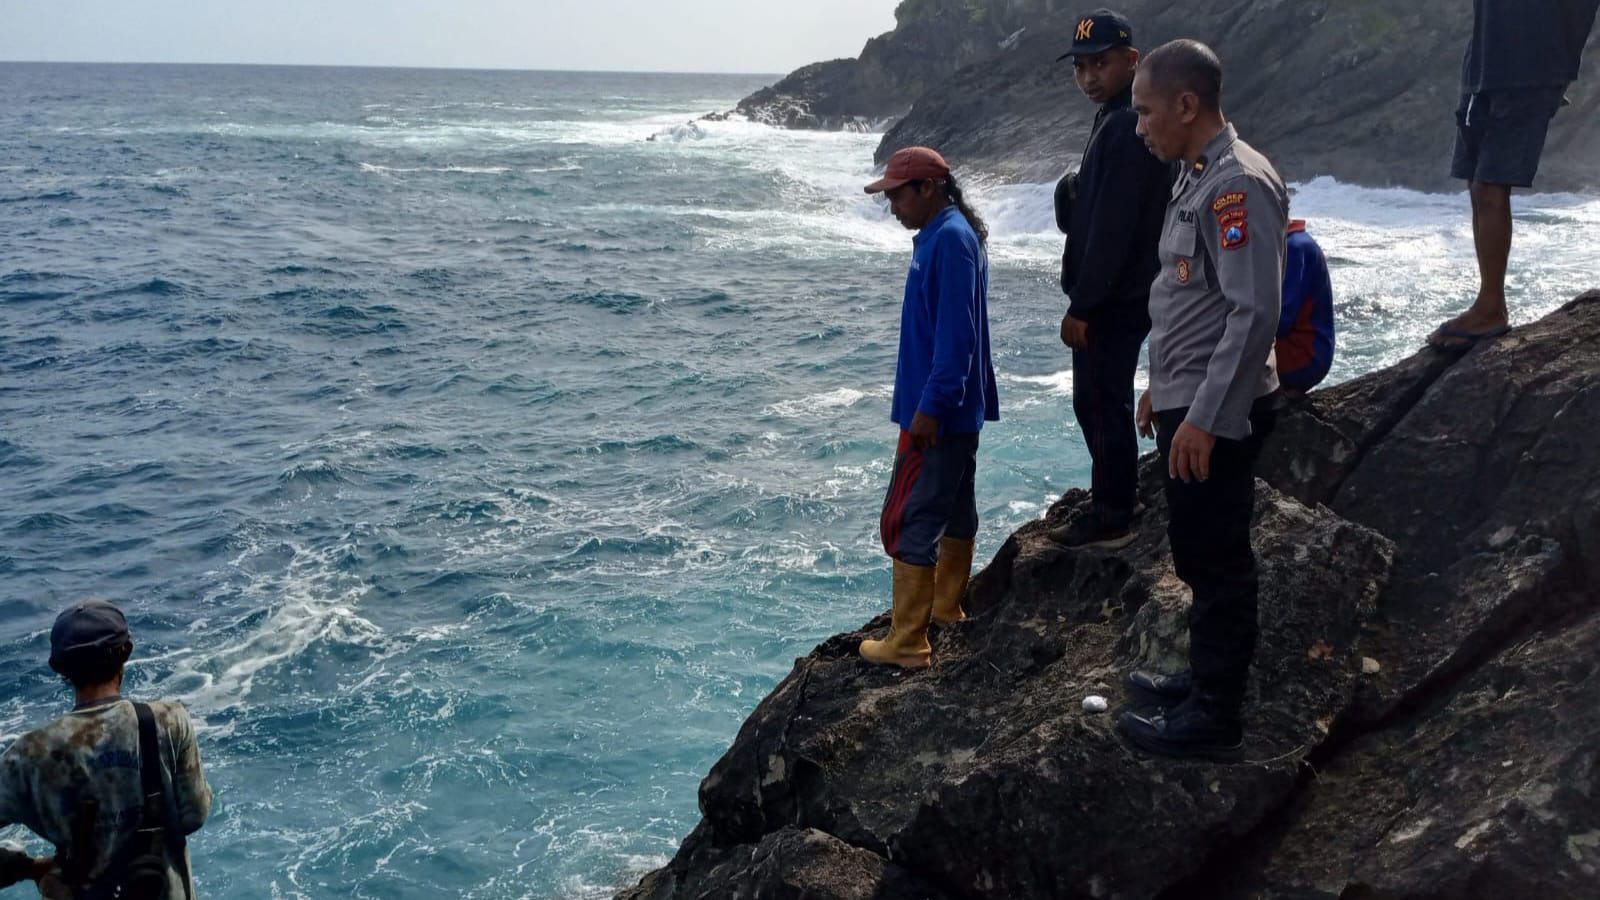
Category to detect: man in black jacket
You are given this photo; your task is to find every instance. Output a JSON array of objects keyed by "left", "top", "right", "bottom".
[
  {"left": 1051, "top": 9, "right": 1174, "bottom": 548},
  {"left": 1429, "top": 0, "right": 1599, "bottom": 348}
]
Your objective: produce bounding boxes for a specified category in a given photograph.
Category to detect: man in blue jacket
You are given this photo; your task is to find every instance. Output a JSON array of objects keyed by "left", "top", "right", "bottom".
[
  {"left": 860, "top": 146, "right": 999, "bottom": 668},
  {"left": 1430, "top": 0, "right": 1599, "bottom": 348},
  {"left": 1276, "top": 219, "right": 1336, "bottom": 393},
  {"left": 1051, "top": 9, "right": 1174, "bottom": 549}
]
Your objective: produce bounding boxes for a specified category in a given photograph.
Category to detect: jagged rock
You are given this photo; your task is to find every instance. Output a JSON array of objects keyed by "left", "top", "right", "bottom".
[
  {"left": 620, "top": 293, "right": 1600, "bottom": 900},
  {"left": 618, "top": 825, "right": 949, "bottom": 900},
  {"left": 734, "top": 0, "right": 1600, "bottom": 191},
  {"left": 1218, "top": 604, "right": 1600, "bottom": 900},
  {"left": 621, "top": 485, "right": 1394, "bottom": 898},
  {"left": 1261, "top": 291, "right": 1600, "bottom": 724}
]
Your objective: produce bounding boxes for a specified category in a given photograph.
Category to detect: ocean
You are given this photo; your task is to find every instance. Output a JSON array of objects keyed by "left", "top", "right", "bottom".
[{"left": 1, "top": 63, "right": 1596, "bottom": 899}]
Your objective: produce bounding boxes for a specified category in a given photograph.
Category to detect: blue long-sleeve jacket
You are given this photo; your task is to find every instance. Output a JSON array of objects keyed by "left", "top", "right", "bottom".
[
  {"left": 891, "top": 205, "right": 1000, "bottom": 434},
  {"left": 1276, "top": 220, "right": 1336, "bottom": 392}
]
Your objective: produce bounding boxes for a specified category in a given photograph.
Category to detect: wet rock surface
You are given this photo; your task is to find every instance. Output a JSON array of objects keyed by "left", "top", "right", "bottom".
[{"left": 618, "top": 292, "right": 1600, "bottom": 900}]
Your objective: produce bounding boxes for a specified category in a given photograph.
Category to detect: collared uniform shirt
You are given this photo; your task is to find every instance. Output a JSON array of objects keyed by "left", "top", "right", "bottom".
[{"left": 1147, "top": 124, "right": 1288, "bottom": 440}]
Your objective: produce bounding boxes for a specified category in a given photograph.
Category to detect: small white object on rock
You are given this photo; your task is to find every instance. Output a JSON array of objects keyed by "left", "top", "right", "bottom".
[
  {"left": 1082, "top": 695, "right": 1109, "bottom": 714},
  {"left": 1362, "top": 657, "right": 1382, "bottom": 674}
]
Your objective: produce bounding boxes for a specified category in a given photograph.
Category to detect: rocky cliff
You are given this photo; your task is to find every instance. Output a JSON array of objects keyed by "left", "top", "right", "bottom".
[
  {"left": 737, "top": 0, "right": 1600, "bottom": 191},
  {"left": 617, "top": 291, "right": 1600, "bottom": 900}
]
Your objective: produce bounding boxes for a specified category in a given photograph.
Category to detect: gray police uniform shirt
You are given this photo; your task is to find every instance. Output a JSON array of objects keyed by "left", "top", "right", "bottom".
[
  {"left": 0, "top": 699, "right": 212, "bottom": 899},
  {"left": 1148, "top": 124, "right": 1289, "bottom": 440}
]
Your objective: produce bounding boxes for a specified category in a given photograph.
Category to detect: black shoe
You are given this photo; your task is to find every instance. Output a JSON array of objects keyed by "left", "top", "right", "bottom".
[
  {"left": 1047, "top": 512, "right": 1135, "bottom": 549},
  {"left": 1126, "top": 668, "right": 1193, "bottom": 703},
  {"left": 1117, "top": 694, "right": 1243, "bottom": 761}
]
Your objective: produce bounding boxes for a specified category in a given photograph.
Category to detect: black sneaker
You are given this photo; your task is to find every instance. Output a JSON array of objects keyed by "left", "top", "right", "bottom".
[
  {"left": 1047, "top": 512, "right": 1135, "bottom": 549},
  {"left": 1117, "top": 693, "right": 1243, "bottom": 761},
  {"left": 1126, "top": 668, "right": 1193, "bottom": 703}
]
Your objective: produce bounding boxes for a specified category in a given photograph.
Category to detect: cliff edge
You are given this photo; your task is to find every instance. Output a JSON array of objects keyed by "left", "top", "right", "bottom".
[{"left": 618, "top": 291, "right": 1600, "bottom": 899}]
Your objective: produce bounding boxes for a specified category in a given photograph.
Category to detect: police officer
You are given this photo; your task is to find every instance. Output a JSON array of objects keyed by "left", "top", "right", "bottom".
[
  {"left": 1050, "top": 9, "right": 1173, "bottom": 550},
  {"left": 1115, "top": 40, "right": 1288, "bottom": 759}
]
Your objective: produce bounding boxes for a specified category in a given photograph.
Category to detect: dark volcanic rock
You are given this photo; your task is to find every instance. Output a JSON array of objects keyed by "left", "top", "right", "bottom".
[
  {"left": 734, "top": 2, "right": 1041, "bottom": 133},
  {"left": 737, "top": 0, "right": 1600, "bottom": 191},
  {"left": 621, "top": 485, "right": 1395, "bottom": 897},
  {"left": 620, "top": 294, "right": 1600, "bottom": 900},
  {"left": 879, "top": 1, "right": 1600, "bottom": 190},
  {"left": 619, "top": 825, "right": 950, "bottom": 900}
]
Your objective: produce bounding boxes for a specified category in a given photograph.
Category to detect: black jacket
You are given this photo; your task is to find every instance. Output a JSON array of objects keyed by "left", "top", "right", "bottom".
[
  {"left": 1056, "top": 87, "right": 1173, "bottom": 324},
  {"left": 1462, "top": 0, "right": 1600, "bottom": 92}
]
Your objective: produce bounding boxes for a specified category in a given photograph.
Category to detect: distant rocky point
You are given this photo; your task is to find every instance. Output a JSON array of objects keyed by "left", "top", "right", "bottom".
[
  {"left": 619, "top": 292, "right": 1600, "bottom": 898},
  {"left": 722, "top": 0, "right": 1600, "bottom": 191}
]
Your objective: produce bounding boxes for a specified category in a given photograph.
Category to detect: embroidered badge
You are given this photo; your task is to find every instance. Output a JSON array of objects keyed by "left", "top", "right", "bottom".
[
  {"left": 1212, "top": 192, "right": 1247, "bottom": 213},
  {"left": 1217, "top": 206, "right": 1249, "bottom": 250},
  {"left": 1177, "top": 258, "right": 1191, "bottom": 284}
]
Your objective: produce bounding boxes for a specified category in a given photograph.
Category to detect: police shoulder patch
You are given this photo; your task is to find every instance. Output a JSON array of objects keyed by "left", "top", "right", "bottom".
[
  {"left": 1220, "top": 220, "right": 1249, "bottom": 251},
  {"left": 1212, "top": 191, "right": 1247, "bottom": 213}
]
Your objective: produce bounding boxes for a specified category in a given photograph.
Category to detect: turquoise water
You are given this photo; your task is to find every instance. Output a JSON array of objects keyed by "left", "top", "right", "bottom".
[{"left": 1, "top": 63, "right": 1596, "bottom": 898}]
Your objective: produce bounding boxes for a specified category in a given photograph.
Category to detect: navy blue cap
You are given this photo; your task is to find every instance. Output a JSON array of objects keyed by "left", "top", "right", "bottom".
[
  {"left": 49, "top": 600, "right": 131, "bottom": 668},
  {"left": 1057, "top": 9, "right": 1135, "bottom": 61}
]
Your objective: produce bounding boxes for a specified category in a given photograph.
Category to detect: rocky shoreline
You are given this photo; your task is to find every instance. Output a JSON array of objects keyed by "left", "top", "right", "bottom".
[
  {"left": 725, "top": 0, "right": 1600, "bottom": 191},
  {"left": 617, "top": 291, "right": 1600, "bottom": 899}
]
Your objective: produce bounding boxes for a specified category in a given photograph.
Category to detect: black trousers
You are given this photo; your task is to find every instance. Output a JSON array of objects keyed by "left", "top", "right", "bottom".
[
  {"left": 1071, "top": 316, "right": 1148, "bottom": 526},
  {"left": 1156, "top": 395, "right": 1279, "bottom": 706}
]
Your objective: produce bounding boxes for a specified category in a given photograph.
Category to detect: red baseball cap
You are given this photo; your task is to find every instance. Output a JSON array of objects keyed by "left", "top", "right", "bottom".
[{"left": 863, "top": 146, "right": 951, "bottom": 194}]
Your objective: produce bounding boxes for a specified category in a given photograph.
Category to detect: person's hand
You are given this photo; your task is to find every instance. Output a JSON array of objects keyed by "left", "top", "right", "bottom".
[
  {"left": 1168, "top": 421, "right": 1217, "bottom": 483},
  {"left": 0, "top": 849, "right": 50, "bottom": 889},
  {"left": 908, "top": 411, "right": 940, "bottom": 450},
  {"left": 1059, "top": 313, "right": 1089, "bottom": 350},
  {"left": 30, "top": 856, "right": 54, "bottom": 882},
  {"left": 1136, "top": 391, "right": 1154, "bottom": 439}
]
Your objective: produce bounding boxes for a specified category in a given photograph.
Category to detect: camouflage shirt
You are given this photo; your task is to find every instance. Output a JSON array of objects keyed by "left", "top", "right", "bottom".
[{"left": 0, "top": 698, "right": 212, "bottom": 899}]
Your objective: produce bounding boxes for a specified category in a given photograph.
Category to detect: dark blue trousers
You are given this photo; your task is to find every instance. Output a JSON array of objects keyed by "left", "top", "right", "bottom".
[{"left": 880, "top": 431, "right": 979, "bottom": 567}]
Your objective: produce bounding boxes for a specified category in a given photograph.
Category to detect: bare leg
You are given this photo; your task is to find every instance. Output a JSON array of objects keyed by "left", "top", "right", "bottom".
[{"left": 1432, "top": 180, "right": 1512, "bottom": 346}]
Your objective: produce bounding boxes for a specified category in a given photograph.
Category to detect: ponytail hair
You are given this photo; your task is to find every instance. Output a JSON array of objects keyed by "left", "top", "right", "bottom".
[{"left": 944, "top": 173, "right": 989, "bottom": 246}]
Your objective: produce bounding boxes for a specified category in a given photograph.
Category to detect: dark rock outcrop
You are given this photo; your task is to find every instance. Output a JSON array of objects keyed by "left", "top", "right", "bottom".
[
  {"left": 734, "top": 1, "right": 1045, "bottom": 133},
  {"left": 619, "top": 292, "right": 1600, "bottom": 899},
  {"left": 736, "top": 0, "right": 1600, "bottom": 192}
]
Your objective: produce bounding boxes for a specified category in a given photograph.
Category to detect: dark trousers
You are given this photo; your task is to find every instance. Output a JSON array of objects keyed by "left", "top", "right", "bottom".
[
  {"left": 1072, "top": 318, "right": 1148, "bottom": 526},
  {"left": 1156, "top": 395, "right": 1278, "bottom": 706},
  {"left": 880, "top": 431, "right": 979, "bottom": 567}
]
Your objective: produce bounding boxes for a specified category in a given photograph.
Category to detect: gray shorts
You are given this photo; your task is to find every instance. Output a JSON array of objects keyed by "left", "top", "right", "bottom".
[{"left": 1450, "top": 89, "right": 1566, "bottom": 188}]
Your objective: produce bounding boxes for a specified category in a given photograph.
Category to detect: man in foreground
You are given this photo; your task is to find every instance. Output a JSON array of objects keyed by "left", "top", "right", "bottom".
[
  {"left": 0, "top": 601, "right": 213, "bottom": 898},
  {"left": 1429, "top": 0, "right": 1600, "bottom": 348},
  {"left": 1050, "top": 8, "right": 1173, "bottom": 550},
  {"left": 1117, "top": 40, "right": 1288, "bottom": 759},
  {"left": 859, "top": 146, "right": 999, "bottom": 668}
]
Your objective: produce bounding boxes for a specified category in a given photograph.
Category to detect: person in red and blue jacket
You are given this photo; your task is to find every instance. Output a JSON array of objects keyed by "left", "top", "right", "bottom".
[
  {"left": 858, "top": 146, "right": 999, "bottom": 669},
  {"left": 1276, "top": 219, "right": 1336, "bottom": 393}
]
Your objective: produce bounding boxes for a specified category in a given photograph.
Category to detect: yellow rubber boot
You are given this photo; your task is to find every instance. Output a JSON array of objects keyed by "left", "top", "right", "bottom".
[
  {"left": 931, "top": 536, "right": 974, "bottom": 625},
  {"left": 859, "top": 560, "right": 936, "bottom": 668}
]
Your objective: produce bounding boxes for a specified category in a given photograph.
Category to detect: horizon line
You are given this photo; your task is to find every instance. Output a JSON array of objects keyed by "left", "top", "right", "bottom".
[{"left": 0, "top": 58, "right": 787, "bottom": 78}]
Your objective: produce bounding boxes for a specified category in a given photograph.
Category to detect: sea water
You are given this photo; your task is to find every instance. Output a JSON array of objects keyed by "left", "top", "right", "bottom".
[{"left": 2, "top": 64, "right": 1596, "bottom": 898}]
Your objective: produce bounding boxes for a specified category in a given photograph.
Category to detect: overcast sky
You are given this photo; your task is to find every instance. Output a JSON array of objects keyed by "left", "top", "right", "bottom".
[{"left": 0, "top": 0, "right": 901, "bottom": 73}]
